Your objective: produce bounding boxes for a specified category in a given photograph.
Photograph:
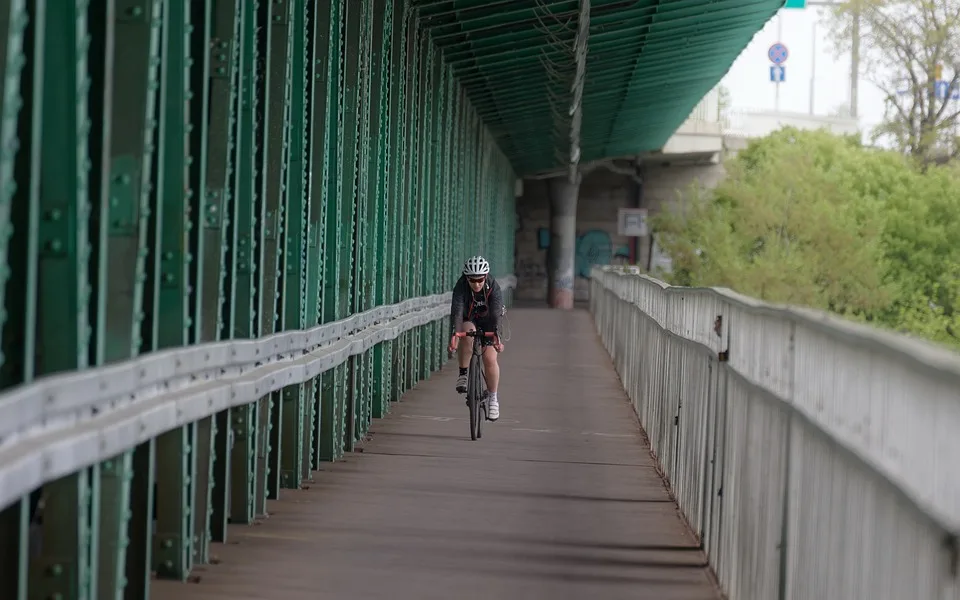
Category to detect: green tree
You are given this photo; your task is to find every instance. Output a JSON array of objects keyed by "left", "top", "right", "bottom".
[
  {"left": 653, "top": 127, "right": 960, "bottom": 347},
  {"left": 878, "top": 164, "right": 960, "bottom": 342},
  {"left": 826, "top": 0, "right": 960, "bottom": 164}
]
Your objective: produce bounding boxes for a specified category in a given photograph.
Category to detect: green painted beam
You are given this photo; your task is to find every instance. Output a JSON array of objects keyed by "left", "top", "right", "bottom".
[{"left": 412, "top": 0, "right": 783, "bottom": 173}]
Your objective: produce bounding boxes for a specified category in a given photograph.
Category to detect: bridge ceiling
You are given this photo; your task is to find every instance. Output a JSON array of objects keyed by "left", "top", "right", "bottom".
[{"left": 414, "top": 0, "right": 783, "bottom": 177}]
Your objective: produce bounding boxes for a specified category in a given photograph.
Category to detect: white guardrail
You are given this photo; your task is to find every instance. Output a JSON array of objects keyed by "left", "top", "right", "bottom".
[
  {"left": 590, "top": 266, "right": 960, "bottom": 600},
  {"left": 0, "top": 283, "right": 516, "bottom": 513}
]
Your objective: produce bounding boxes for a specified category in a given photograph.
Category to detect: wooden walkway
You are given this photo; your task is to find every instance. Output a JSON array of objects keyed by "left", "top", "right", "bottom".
[{"left": 152, "top": 309, "right": 720, "bottom": 600}]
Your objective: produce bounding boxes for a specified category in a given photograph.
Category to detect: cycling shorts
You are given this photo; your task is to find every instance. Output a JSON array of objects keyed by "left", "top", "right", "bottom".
[{"left": 463, "top": 314, "right": 497, "bottom": 346}]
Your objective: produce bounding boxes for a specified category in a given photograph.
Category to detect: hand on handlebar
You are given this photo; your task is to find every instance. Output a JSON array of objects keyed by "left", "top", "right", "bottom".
[{"left": 449, "top": 331, "right": 503, "bottom": 353}]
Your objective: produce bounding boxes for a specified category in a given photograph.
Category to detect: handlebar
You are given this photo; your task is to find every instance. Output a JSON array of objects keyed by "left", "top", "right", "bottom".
[{"left": 453, "top": 331, "right": 496, "bottom": 338}]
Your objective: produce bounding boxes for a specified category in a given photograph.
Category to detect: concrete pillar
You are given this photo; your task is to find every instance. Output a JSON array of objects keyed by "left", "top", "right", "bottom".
[{"left": 546, "top": 175, "right": 580, "bottom": 309}]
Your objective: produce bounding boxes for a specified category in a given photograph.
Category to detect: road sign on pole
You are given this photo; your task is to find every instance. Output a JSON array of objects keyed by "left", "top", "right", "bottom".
[
  {"left": 770, "top": 65, "right": 786, "bottom": 82},
  {"left": 768, "top": 42, "right": 789, "bottom": 65}
]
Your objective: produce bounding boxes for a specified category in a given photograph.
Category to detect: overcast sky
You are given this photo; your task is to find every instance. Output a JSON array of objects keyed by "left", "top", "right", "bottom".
[{"left": 720, "top": 4, "right": 885, "bottom": 133}]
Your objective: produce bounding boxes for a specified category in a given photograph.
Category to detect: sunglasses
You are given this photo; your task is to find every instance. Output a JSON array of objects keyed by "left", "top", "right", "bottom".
[{"left": 467, "top": 276, "right": 486, "bottom": 284}]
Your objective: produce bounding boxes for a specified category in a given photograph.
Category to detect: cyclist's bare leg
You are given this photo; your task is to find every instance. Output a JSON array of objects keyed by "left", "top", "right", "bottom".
[
  {"left": 457, "top": 321, "right": 476, "bottom": 369},
  {"left": 453, "top": 321, "right": 475, "bottom": 394},
  {"left": 482, "top": 345, "right": 500, "bottom": 420},
  {"left": 481, "top": 346, "right": 499, "bottom": 394}
]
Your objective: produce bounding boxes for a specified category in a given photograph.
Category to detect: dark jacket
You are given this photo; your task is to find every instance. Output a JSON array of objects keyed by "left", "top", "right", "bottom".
[{"left": 450, "top": 275, "right": 503, "bottom": 334}]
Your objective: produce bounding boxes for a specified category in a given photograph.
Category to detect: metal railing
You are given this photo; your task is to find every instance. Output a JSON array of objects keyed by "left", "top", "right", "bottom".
[
  {"left": 0, "top": 276, "right": 514, "bottom": 506},
  {"left": 590, "top": 266, "right": 960, "bottom": 600},
  {"left": 721, "top": 107, "right": 860, "bottom": 139},
  {"left": 0, "top": 291, "right": 455, "bottom": 510},
  {"left": 0, "top": 276, "right": 514, "bottom": 593}
]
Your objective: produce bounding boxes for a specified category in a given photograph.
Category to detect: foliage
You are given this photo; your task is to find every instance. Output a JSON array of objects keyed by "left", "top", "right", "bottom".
[
  {"left": 825, "top": 0, "right": 960, "bottom": 164},
  {"left": 652, "top": 127, "right": 960, "bottom": 348}
]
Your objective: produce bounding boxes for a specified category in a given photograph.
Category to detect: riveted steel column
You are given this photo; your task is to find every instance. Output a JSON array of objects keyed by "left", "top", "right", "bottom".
[
  {"left": 0, "top": 2, "right": 28, "bottom": 592},
  {"left": 468, "top": 108, "right": 479, "bottom": 256},
  {"left": 307, "top": 0, "right": 332, "bottom": 470},
  {"left": 420, "top": 40, "right": 435, "bottom": 381},
  {"left": 429, "top": 56, "right": 446, "bottom": 372},
  {"left": 279, "top": 0, "right": 309, "bottom": 491},
  {"left": 318, "top": 0, "right": 344, "bottom": 462},
  {"left": 460, "top": 102, "right": 470, "bottom": 259},
  {"left": 148, "top": 0, "right": 200, "bottom": 581},
  {"left": 123, "top": 0, "right": 164, "bottom": 582},
  {"left": 391, "top": 4, "right": 412, "bottom": 404},
  {"left": 436, "top": 66, "right": 449, "bottom": 304},
  {"left": 442, "top": 70, "right": 460, "bottom": 296},
  {"left": 340, "top": 0, "right": 361, "bottom": 453},
  {"left": 86, "top": 1, "right": 152, "bottom": 596},
  {"left": 448, "top": 87, "right": 464, "bottom": 295},
  {"left": 356, "top": 0, "right": 381, "bottom": 430},
  {"left": 206, "top": 0, "right": 241, "bottom": 547},
  {"left": 436, "top": 63, "right": 449, "bottom": 357},
  {"left": 478, "top": 124, "right": 487, "bottom": 263},
  {"left": 370, "top": 0, "right": 393, "bottom": 420},
  {"left": 15, "top": 3, "right": 100, "bottom": 599},
  {"left": 364, "top": 0, "right": 377, "bottom": 439},
  {"left": 259, "top": 0, "right": 288, "bottom": 507},
  {"left": 403, "top": 13, "right": 420, "bottom": 393},
  {"left": 412, "top": 35, "right": 429, "bottom": 385},
  {"left": 396, "top": 9, "right": 410, "bottom": 400},
  {"left": 385, "top": 0, "right": 407, "bottom": 408},
  {"left": 228, "top": 0, "right": 262, "bottom": 527},
  {"left": 466, "top": 107, "right": 476, "bottom": 257},
  {"left": 461, "top": 96, "right": 471, "bottom": 262},
  {"left": 351, "top": 0, "right": 372, "bottom": 444},
  {"left": 398, "top": 9, "right": 413, "bottom": 397},
  {"left": 463, "top": 106, "right": 473, "bottom": 256},
  {"left": 181, "top": 0, "right": 218, "bottom": 569},
  {"left": 429, "top": 38, "right": 440, "bottom": 377},
  {"left": 300, "top": 0, "right": 322, "bottom": 481}
]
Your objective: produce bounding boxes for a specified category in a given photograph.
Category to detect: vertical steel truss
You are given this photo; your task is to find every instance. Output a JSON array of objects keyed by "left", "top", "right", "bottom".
[{"left": 0, "top": 0, "right": 516, "bottom": 597}]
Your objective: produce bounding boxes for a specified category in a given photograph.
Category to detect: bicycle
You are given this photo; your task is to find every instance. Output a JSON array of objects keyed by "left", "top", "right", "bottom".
[{"left": 452, "top": 328, "right": 497, "bottom": 441}]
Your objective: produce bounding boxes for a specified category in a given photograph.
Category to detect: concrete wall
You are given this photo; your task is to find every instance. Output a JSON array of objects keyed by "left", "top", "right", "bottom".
[
  {"left": 636, "top": 162, "right": 727, "bottom": 270},
  {"left": 513, "top": 162, "right": 726, "bottom": 303},
  {"left": 515, "top": 170, "right": 636, "bottom": 303}
]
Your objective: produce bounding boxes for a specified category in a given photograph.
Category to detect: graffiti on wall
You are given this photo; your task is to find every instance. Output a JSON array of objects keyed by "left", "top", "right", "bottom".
[{"left": 533, "top": 227, "right": 631, "bottom": 278}]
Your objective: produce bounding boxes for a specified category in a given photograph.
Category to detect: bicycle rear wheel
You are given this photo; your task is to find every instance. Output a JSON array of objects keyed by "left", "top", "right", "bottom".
[{"left": 467, "top": 353, "right": 482, "bottom": 440}]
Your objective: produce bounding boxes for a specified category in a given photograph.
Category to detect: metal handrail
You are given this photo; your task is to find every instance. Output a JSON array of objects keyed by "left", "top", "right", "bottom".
[
  {"left": 590, "top": 265, "right": 960, "bottom": 598},
  {"left": 0, "top": 278, "right": 515, "bottom": 511}
]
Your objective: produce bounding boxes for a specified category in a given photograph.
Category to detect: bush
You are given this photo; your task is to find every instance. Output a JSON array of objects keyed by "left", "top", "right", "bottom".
[{"left": 653, "top": 127, "right": 960, "bottom": 349}]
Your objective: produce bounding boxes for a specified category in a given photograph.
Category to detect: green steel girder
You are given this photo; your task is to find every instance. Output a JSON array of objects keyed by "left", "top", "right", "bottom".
[
  {"left": 435, "top": 3, "right": 663, "bottom": 55},
  {"left": 2, "top": 0, "right": 520, "bottom": 597},
  {"left": 429, "top": 4, "right": 580, "bottom": 41},
  {"left": 450, "top": 23, "right": 760, "bottom": 75}
]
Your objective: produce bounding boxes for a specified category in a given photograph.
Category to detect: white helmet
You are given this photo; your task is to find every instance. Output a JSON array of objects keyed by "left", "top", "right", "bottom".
[{"left": 462, "top": 255, "right": 490, "bottom": 276}]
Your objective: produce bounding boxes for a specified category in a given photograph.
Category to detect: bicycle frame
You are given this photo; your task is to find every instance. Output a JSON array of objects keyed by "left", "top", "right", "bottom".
[{"left": 453, "top": 328, "right": 496, "bottom": 440}]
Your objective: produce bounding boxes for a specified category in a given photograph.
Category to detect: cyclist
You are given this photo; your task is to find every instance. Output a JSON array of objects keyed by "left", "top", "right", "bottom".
[{"left": 448, "top": 255, "right": 505, "bottom": 420}]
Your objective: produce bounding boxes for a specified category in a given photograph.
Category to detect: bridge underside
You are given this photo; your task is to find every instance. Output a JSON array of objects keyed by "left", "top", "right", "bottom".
[
  {"left": 0, "top": 0, "right": 778, "bottom": 598},
  {"left": 416, "top": 0, "right": 783, "bottom": 176}
]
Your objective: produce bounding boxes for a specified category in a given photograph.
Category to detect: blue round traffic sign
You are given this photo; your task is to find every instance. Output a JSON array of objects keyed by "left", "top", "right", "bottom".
[{"left": 768, "top": 42, "right": 789, "bottom": 65}]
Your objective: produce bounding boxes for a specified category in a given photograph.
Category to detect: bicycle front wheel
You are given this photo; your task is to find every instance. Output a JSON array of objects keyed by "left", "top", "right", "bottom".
[{"left": 467, "top": 353, "right": 482, "bottom": 440}]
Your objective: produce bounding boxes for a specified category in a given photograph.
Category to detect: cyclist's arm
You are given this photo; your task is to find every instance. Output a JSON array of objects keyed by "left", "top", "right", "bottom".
[
  {"left": 488, "top": 279, "right": 505, "bottom": 337},
  {"left": 449, "top": 277, "right": 466, "bottom": 334}
]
